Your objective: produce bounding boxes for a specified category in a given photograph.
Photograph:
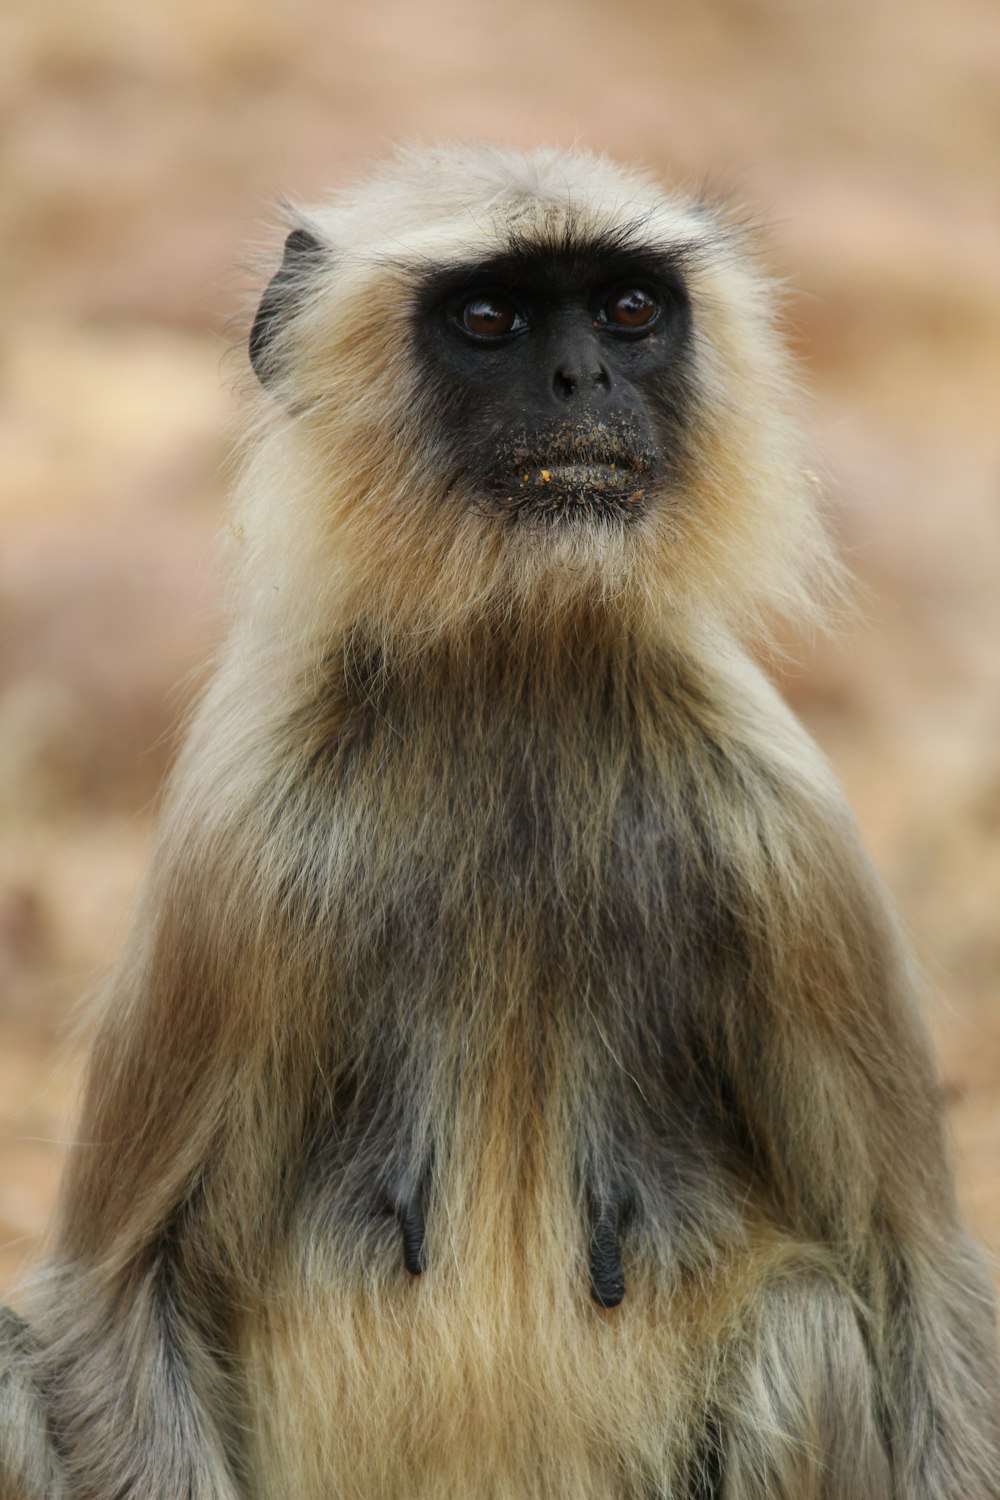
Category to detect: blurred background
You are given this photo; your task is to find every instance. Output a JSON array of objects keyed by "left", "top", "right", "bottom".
[{"left": 1, "top": 0, "right": 998, "bottom": 1296}]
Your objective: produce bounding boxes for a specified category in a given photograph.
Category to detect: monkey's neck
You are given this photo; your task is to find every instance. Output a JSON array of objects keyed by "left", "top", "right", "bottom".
[{"left": 334, "top": 608, "right": 704, "bottom": 728}]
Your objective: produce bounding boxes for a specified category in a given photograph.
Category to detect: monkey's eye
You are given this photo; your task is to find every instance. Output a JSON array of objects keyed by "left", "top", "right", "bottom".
[
  {"left": 458, "top": 294, "right": 523, "bottom": 340},
  {"left": 597, "top": 287, "right": 661, "bottom": 332}
]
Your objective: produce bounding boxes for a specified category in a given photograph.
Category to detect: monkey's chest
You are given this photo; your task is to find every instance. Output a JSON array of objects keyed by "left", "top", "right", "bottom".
[
  {"left": 300, "top": 936, "right": 737, "bottom": 1303},
  {"left": 239, "top": 757, "right": 752, "bottom": 1495}
]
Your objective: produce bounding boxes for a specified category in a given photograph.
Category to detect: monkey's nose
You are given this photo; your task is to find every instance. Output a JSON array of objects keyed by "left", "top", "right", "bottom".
[{"left": 552, "top": 360, "right": 611, "bottom": 403}]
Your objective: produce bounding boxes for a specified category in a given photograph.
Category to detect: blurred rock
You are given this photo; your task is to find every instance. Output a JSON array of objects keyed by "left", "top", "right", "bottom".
[
  {"left": 0, "top": 678, "right": 97, "bottom": 815},
  {"left": 0, "top": 883, "right": 48, "bottom": 978}
]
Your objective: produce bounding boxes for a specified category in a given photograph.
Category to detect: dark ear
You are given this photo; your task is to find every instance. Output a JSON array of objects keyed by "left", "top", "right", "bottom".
[{"left": 249, "top": 227, "right": 327, "bottom": 389}]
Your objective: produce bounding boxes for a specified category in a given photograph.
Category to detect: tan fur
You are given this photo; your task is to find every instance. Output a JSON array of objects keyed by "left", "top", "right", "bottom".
[{"left": 2, "top": 144, "right": 998, "bottom": 1499}]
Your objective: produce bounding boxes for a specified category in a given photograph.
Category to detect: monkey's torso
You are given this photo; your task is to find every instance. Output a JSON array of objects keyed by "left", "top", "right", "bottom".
[{"left": 191, "top": 630, "right": 921, "bottom": 1499}]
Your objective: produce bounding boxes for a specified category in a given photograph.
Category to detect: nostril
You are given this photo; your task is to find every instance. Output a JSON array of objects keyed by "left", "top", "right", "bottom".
[{"left": 553, "top": 367, "right": 577, "bottom": 400}]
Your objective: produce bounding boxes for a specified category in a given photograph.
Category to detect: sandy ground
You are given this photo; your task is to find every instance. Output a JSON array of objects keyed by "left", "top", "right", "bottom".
[{"left": 1, "top": 0, "right": 998, "bottom": 1297}]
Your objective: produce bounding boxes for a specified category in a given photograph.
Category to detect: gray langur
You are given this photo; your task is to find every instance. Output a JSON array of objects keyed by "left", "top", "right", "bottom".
[{"left": 1, "top": 143, "right": 998, "bottom": 1500}]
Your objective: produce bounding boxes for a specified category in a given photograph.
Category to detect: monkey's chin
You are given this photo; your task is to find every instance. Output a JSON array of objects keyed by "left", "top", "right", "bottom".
[{"left": 490, "top": 464, "right": 649, "bottom": 526}]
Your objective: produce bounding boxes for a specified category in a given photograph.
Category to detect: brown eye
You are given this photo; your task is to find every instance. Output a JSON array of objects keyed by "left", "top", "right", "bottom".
[
  {"left": 461, "top": 295, "right": 518, "bottom": 338},
  {"left": 604, "top": 287, "right": 659, "bottom": 329}
]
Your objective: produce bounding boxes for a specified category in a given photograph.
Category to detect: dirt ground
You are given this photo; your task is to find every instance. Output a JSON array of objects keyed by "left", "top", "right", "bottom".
[{"left": 1, "top": 0, "right": 998, "bottom": 1298}]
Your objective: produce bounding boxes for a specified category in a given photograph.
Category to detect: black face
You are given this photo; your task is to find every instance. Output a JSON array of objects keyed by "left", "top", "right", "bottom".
[{"left": 414, "top": 237, "right": 695, "bottom": 527}]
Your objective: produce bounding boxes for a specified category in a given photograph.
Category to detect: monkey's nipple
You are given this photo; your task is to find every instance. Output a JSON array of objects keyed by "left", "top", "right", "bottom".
[{"left": 588, "top": 1195, "right": 627, "bottom": 1308}]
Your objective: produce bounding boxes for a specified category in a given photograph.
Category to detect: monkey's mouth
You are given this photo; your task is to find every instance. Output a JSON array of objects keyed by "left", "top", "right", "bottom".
[
  {"left": 515, "top": 463, "right": 637, "bottom": 491},
  {"left": 487, "top": 454, "right": 652, "bottom": 525},
  {"left": 470, "top": 419, "right": 659, "bottom": 526}
]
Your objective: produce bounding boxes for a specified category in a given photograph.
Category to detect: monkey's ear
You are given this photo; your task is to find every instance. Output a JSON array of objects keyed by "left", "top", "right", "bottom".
[{"left": 249, "top": 227, "right": 327, "bottom": 389}]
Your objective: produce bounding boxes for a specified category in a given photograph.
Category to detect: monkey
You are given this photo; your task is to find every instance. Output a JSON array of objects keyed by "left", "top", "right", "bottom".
[
  {"left": 0, "top": 1310, "right": 65, "bottom": 1500},
  {"left": 1, "top": 142, "right": 998, "bottom": 1499}
]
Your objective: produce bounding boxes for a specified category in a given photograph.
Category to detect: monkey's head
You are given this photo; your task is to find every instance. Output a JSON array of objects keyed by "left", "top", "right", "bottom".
[{"left": 242, "top": 145, "right": 833, "bottom": 651}]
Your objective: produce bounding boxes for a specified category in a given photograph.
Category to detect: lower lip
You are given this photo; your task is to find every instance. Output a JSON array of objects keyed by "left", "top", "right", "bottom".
[{"left": 514, "top": 464, "right": 634, "bottom": 491}]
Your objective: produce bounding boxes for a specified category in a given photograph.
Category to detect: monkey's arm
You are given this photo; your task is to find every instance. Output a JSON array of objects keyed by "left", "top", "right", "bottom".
[
  {"left": 23, "top": 879, "right": 260, "bottom": 1500},
  {"left": 712, "top": 734, "right": 1000, "bottom": 1496},
  {"left": 22, "top": 745, "right": 291, "bottom": 1498},
  {"left": 22, "top": 679, "right": 377, "bottom": 1498},
  {"left": 667, "top": 654, "right": 997, "bottom": 1494}
]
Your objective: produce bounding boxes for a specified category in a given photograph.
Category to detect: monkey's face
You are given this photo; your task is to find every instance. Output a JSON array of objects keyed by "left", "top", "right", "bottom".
[
  {"left": 244, "top": 147, "right": 829, "bottom": 645},
  {"left": 412, "top": 239, "right": 695, "bottom": 530}
]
